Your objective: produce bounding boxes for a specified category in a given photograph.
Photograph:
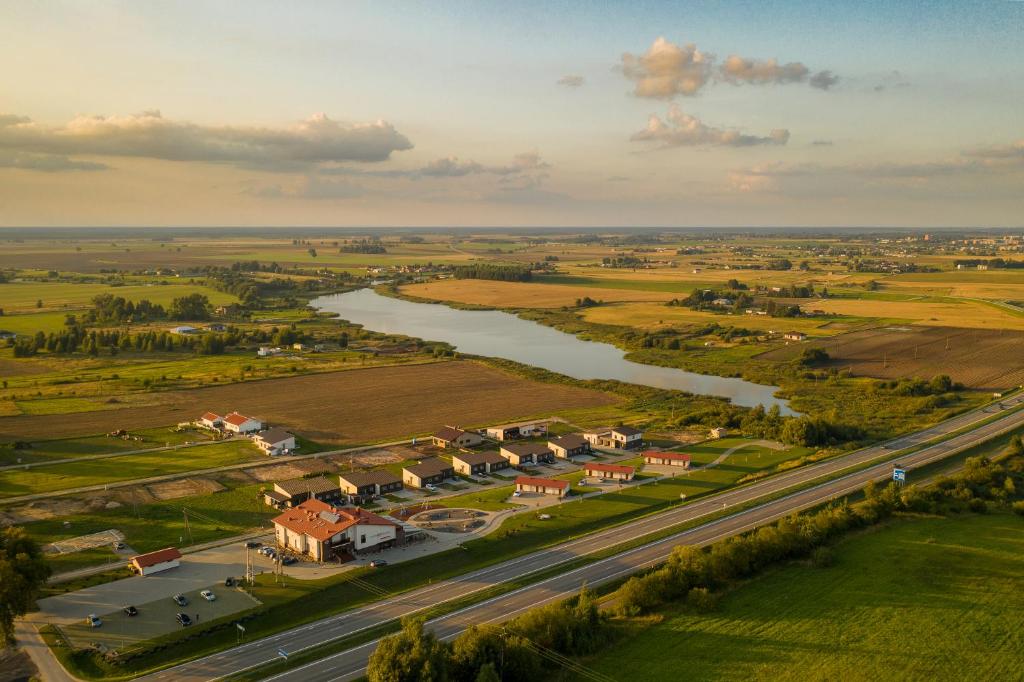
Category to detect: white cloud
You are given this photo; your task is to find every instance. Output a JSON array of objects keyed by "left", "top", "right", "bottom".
[
  {"left": 557, "top": 75, "right": 585, "bottom": 88},
  {"left": 621, "top": 38, "right": 839, "bottom": 98},
  {"left": 0, "top": 151, "right": 107, "bottom": 172},
  {"left": 621, "top": 38, "right": 714, "bottom": 98},
  {"left": 0, "top": 110, "right": 413, "bottom": 171},
  {"left": 631, "top": 105, "right": 789, "bottom": 148}
]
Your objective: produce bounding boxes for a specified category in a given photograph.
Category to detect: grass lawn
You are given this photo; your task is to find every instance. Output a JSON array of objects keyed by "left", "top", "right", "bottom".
[
  {"left": 584, "top": 512, "right": 1024, "bottom": 681},
  {"left": 23, "top": 480, "right": 276, "bottom": 557},
  {"left": 0, "top": 440, "right": 263, "bottom": 498},
  {"left": 0, "top": 281, "right": 238, "bottom": 314},
  {"left": 0, "top": 427, "right": 208, "bottom": 466}
]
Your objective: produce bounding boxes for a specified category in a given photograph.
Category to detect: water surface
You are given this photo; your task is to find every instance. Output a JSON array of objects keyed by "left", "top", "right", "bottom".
[{"left": 312, "top": 288, "right": 793, "bottom": 413}]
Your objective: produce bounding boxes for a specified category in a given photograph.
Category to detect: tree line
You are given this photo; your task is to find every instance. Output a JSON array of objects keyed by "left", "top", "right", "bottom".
[{"left": 452, "top": 265, "right": 533, "bottom": 282}]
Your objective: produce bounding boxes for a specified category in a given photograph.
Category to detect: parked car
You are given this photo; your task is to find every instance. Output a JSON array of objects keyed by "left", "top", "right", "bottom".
[
  {"left": 512, "top": 491, "right": 522, "bottom": 497},
  {"left": 224, "top": 577, "right": 236, "bottom": 587},
  {"left": 112, "top": 541, "right": 126, "bottom": 551},
  {"left": 200, "top": 589, "right": 216, "bottom": 601},
  {"left": 369, "top": 559, "right": 388, "bottom": 568},
  {"left": 123, "top": 605, "right": 138, "bottom": 617},
  {"left": 244, "top": 540, "right": 262, "bottom": 549},
  {"left": 172, "top": 594, "right": 188, "bottom": 607},
  {"left": 261, "top": 546, "right": 275, "bottom": 557},
  {"left": 176, "top": 613, "right": 192, "bottom": 627},
  {"left": 281, "top": 555, "right": 297, "bottom": 566},
  {"left": 86, "top": 614, "right": 102, "bottom": 628},
  {"left": 425, "top": 483, "right": 438, "bottom": 491}
]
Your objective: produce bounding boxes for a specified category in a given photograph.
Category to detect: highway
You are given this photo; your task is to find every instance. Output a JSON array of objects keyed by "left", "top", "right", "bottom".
[{"left": 135, "top": 393, "right": 1024, "bottom": 682}]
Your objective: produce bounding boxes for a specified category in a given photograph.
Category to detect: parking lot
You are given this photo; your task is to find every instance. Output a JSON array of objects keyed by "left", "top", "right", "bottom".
[{"left": 60, "top": 585, "right": 260, "bottom": 649}]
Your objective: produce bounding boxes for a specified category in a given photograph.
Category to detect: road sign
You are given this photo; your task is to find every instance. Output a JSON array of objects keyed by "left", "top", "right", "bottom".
[
  {"left": 236, "top": 623, "right": 245, "bottom": 632},
  {"left": 893, "top": 468, "right": 906, "bottom": 483},
  {"left": 278, "top": 648, "right": 288, "bottom": 660}
]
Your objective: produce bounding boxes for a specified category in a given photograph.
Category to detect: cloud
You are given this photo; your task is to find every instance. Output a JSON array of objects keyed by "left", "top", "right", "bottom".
[
  {"left": 964, "top": 140, "right": 1024, "bottom": 160},
  {"left": 810, "top": 139, "right": 833, "bottom": 146},
  {"left": 0, "top": 110, "right": 413, "bottom": 171},
  {"left": 329, "top": 151, "right": 550, "bottom": 180},
  {"left": 808, "top": 70, "right": 840, "bottom": 90},
  {"left": 621, "top": 38, "right": 838, "bottom": 98},
  {"left": 631, "top": 105, "right": 789, "bottom": 148},
  {"left": 557, "top": 75, "right": 585, "bottom": 88},
  {"left": 0, "top": 151, "right": 107, "bottom": 172},
  {"left": 719, "top": 55, "right": 808, "bottom": 85},
  {"left": 621, "top": 38, "right": 714, "bottom": 98}
]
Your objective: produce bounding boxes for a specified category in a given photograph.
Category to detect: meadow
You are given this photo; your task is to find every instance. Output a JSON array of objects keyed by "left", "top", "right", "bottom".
[
  {"left": 0, "top": 439, "right": 263, "bottom": 498},
  {"left": 585, "top": 512, "right": 1024, "bottom": 682},
  {"left": 400, "top": 279, "right": 680, "bottom": 308},
  {"left": 0, "top": 280, "right": 238, "bottom": 314}
]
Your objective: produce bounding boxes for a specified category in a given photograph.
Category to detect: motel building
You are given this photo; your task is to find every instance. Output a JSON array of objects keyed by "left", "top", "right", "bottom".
[
  {"left": 129, "top": 547, "right": 182, "bottom": 576},
  {"left": 643, "top": 451, "right": 692, "bottom": 468},
  {"left": 272, "top": 499, "right": 403, "bottom": 561},
  {"left": 583, "top": 462, "right": 636, "bottom": 481},
  {"left": 514, "top": 476, "right": 568, "bottom": 498}
]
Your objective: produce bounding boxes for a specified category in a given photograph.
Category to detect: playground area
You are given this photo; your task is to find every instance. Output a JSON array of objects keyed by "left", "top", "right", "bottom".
[
  {"left": 408, "top": 508, "right": 488, "bottom": 533},
  {"left": 45, "top": 529, "right": 124, "bottom": 555}
]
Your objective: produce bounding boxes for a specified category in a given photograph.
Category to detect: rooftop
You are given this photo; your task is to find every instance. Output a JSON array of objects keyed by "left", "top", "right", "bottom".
[
  {"left": 549, "top": 434, "right": 588, "bottom": 449},
  {"left": 223, "top": 412, "right": 257, "bottom": 426},
  {"left": 256, "top": 427, "right": 295, "bottom": 445},
  {"left": 453, "top": 450, "right": 508, "bottom": 466},
  {"left": 339, "top": 469, "right": 402, "bottom": 487},
  {"left": 404, "top": 457, "right": 454, "bottom": 478},
  {"left": 275, "top": 476, "right": 338, "bottom": 497},
  {"left": 515, "top": 476, "right": 568, "bottom": 490},
  {"left": 584, "top": 462, "right": 636, "bottom": 475},
  {"left": 271, "top": 499, "right": 397, "bottom": 542},
  {"left": 433, "top": 426, "right": 467, "bottom": 442},
  {"left": 131, "top": 547, "right": 182, "bottom": 568},
  {"left": 501, "top": 442, "right": 554, "bottom": 457}
]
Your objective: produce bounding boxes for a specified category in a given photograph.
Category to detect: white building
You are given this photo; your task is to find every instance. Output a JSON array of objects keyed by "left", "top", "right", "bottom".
[
  {"left": 254, "top": 428, "right": 297, "bottom": 455},
  {"left": 272, "top": 499, "right": 403, "bottom": 561},
  {"left": 222, "top": 412, "right": 263, "bottom": 434}
]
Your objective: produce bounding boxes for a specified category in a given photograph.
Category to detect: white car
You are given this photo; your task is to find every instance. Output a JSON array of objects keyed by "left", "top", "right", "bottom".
[
  {"left": 512, "top": 491, "right": 522, "bottom": 497},
  {"left": 200, "top": 589, "right": 216, "bottom": 602},
  {"left": 425, "top": 484, "right": 438, "bottom": 491},
  {"left": 87, "top": 614, "right": 102, "bottom": 628}
]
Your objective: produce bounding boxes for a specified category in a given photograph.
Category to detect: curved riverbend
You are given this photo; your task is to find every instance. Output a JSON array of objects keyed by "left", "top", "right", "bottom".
[{"left": 312, "top": 288, "right": 793, "bottom": 414}]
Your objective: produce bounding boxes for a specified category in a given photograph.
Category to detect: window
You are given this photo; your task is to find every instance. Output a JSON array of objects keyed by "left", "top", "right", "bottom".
[{"left": 360, "top": 534, "right": 366, "bottom": 545}]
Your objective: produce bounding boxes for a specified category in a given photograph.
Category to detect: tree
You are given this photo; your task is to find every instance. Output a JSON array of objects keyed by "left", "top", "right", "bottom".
[
  {"left": 475, "top": 663, "right": 500, "bottom": 682},
  {"left": 0, "top": 527, "right": 51, "bottom": 643},
  {"left": 169, "top": 293, "right": 211, "bottom": 321},
  {"left": 367, "top": 616, "right": 449, "bottom": 682}
]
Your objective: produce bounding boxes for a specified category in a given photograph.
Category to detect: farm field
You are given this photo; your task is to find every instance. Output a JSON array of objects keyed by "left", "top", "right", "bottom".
[
  {"left": 400, "top": 279, "right": 681, "bottom": 308},
  {"left": 580, "top": 302, "right": 872, "bottom": 336},
  {"left": 0, "top": 281, "right": 238, "bottom": 314},
  {"left": 760, "top": 326, "right": 1024, "bottom": 390},
  {"left": 586, "top": 512, "right": 1024, "bottom": 682},
  {"left": 0, "top": 439, "right": 263, "bottom": 499},
  {"left": 799, "top": 297, "right": 1024, "bottom": 330},
  {"left": 0, "top": 360, "right": 617, "bottom": 442}
]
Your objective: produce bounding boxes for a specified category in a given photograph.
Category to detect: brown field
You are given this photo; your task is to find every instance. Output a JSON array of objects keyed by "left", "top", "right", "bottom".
[
  {"left": 400, "top": 279, "right": 680, "bottom": 308},
  {"left": 146, "top": 477, "right": 225, "bottom": 501},
  {"left": 803, "top": 298, "right": 1024, "bottom": 330},
  {"left": 759, "top": 326, "right": 1024, "bottom": 390},
  {"left": 0, "top": 361, "right": 615, "bottom": 443}
]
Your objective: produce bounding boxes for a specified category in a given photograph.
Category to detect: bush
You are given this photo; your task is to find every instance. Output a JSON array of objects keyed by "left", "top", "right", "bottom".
[
  {"left": 810, "top": 545, "right": 835, "bottom": 568},
  {"left": 686, "top": 587, "right": 718, "bottom": 613}
]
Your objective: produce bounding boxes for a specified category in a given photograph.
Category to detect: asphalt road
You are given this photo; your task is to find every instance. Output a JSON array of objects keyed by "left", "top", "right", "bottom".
[{"left": 133, "top": 394, "right": 1024, "bottom": 682}]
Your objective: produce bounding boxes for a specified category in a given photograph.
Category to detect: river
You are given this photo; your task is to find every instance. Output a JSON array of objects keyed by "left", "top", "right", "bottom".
[{"left": 311, "top": 288, "right": 793, "bottom": 413}]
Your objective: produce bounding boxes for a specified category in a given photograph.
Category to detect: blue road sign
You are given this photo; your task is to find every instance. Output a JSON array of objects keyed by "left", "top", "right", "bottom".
[
  {"left": 893, "top": 468, "right": 906, "bottom": 482},
  {"left": 278, "top": 648, "right": 288, "bottom": 660}
]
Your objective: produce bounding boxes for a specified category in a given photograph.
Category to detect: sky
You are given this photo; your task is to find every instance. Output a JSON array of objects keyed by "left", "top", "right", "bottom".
[{"left": 0, "top": 0, "right": 1021, "bottom": 228}]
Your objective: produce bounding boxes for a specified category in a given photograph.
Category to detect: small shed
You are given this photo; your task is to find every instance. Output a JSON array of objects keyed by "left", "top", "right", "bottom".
[{"left": 130, "top": 547, "right": 182, "bottom": 576}]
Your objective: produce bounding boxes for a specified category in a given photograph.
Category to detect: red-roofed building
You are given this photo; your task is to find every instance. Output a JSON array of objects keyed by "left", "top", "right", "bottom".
[
  {"left": 222, "top": 412, "right": 263, "bottom": 434},
  {"left": 198, "top": 412, "right": 222, "bottom": 429},
  {"left": 583, "top": 462, "right": 636, "bottom": 481},
  {"left": 272, "top": 499, "right": 403, "bottom": 561},
  {"left": 643, "top": 451, "right": 691, "bottom": 468},
  {"left": 515, "top": 476, "right": 569, "bottom": 498},
  {"left": 129, "top": 547, "right": 182, "bottom": 576}
]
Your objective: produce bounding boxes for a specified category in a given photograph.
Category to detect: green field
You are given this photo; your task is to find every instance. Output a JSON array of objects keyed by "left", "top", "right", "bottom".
[
  {"left": 0, "top": 427, "right": 208, "bottom": 466},
  {"left": 0, "top": 281, "right": 238, "bottom": 314},
  {"left": 0, "top": 439, "right": 263, "bottom": 498},
  {"left": 585, "top": 513, "right": 1024, "bottom": 681}
]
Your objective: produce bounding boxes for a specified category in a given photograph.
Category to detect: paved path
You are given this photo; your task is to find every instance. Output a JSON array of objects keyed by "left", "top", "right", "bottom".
[
  {"left": 133, "top": 393, "right": 1024, "bottom": 682},
  {"left": 13, "top": 621, "right": 79, "bottom": 682}
]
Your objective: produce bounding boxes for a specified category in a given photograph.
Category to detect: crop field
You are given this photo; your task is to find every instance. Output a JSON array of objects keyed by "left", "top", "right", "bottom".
[
  {"left": 760, "top": 325, "right": 1024, "bottom": 390},
  {"left": 798, "top": 297, "right": 1024, "bottom": 330},
  {"left": 0, "top": 360, "right": 616, "bottom": 443},
  {"left": 587, "top": 512, "right": 1024, "bottom": 682},
  {"left": 580, "top": 302, "right": 871, "bottom": 336},
  {"left": 0, "top": 440, "right": 263, "bottom": 499},
  {"left": 0, "top": 281, "right": 238, "bottom": 314},
  {"left": 0, "top": 427, "right": 207, "bottom": 466},
  {"left": 400, "top": 279, "right": 680, "bottom": 308}
]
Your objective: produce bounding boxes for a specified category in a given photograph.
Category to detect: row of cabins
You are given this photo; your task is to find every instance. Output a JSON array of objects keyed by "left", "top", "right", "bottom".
[
  {"left": 198, "top": 412, "right": 297, "bottom": 456},
  {"left": 433, "top": 423, "right": 644, "bottom": 454}
]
